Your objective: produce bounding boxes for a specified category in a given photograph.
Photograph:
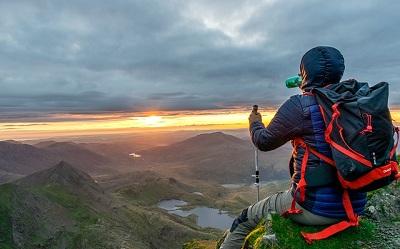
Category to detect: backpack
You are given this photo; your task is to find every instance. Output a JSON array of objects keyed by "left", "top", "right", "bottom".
[{"left": 286, "top": 80, "right": 400, "bottom": 243}]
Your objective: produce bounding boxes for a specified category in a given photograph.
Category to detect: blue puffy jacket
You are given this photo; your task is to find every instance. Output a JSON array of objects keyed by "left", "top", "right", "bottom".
[{"left": 250, "top": 46, "right": 366, "bottom": 218}]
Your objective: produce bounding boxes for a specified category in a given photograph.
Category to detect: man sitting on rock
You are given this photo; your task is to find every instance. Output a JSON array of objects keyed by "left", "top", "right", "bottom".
[{"left": 219, "top": 46, "right": 367, "bottom": 249}]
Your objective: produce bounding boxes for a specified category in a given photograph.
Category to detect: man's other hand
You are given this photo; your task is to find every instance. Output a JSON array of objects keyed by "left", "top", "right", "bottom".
[{"left": 249, "top": 111, "right": 262, "bottom": 124}]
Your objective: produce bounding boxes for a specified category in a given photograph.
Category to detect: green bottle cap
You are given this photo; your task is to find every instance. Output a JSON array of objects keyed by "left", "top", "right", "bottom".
[{"left": 285, "top": 75, "right": 302, "bottom": 88}]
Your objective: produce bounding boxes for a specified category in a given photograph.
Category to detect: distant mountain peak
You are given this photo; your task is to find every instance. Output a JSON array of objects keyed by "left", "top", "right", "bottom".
[
  {"left": 53, "top": 160, "right": 84, "bottom": 173},
  {"left": 180, "top": 132, "right": 245, "bottom": 146},
  {"left": 196, "top": 131, "right": 231, "bottom": 137},
  {"left": 17, "top": 160, "right": 98, "bottom": 190},
  {"left": 202, "top": 131, "right": 224, "bottom": 136},
  {"left": 35, "top": 141, "right": 78, "bottom": 149},
  {"left": 192, "top": 131, "right": 242, "bottom": 140}
]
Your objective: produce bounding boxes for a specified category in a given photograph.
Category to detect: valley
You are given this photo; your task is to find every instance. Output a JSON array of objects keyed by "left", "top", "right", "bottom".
[{"left": 0, "top": 131, "right": 291, "bottom": 249}]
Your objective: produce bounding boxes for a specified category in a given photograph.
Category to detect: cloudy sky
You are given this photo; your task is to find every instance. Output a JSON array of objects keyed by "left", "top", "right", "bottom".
[{"left": 0, "top": 0, "right": 400, "bottom": 137}]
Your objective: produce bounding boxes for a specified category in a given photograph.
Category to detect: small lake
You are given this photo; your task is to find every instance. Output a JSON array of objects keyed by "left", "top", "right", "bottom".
[{"left": 158, "top": 199, "right": 235, "bottom": 230}]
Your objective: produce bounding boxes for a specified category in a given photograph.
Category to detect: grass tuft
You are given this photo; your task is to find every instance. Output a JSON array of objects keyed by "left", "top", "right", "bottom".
[
  {"left": 243, "top": 222, "right": 267, "bottom": 249},
  {"left": 182, "top": 240, "right": 217, "bottom": 249}
]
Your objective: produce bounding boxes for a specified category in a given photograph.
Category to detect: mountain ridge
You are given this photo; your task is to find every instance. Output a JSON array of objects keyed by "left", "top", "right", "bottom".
[
  {"left": 0, "top": 141, "right": 59, "bottom": 174},
  {"left": 0, "top": 140, "right": 117, "bottom": 181},
  {"left": 138, "top": 132, "right": 289, "bottom": 183}
]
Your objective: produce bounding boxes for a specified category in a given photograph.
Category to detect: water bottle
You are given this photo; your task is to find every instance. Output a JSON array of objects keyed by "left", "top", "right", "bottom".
[{"left": 285, "top": 75, "right": 302, "bottom": 88}]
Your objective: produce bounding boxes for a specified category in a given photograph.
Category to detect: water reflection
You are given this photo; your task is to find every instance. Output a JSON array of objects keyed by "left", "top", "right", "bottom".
[{"left": 158, "top": 199, "right": 234, "bottom": 230}]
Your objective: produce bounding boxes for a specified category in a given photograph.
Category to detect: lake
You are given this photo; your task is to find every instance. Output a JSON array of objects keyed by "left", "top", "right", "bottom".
[{"left": 158, "top": 199, "right": 235, "bottom": 230}]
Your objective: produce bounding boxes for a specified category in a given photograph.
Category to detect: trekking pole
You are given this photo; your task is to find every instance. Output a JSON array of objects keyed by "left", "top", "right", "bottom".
[
  {"left": 251, "top": 105, "right": 260, "bottom": 202},
  {"left": 253, "top": 149, "right": 260, "bottom": 202}
]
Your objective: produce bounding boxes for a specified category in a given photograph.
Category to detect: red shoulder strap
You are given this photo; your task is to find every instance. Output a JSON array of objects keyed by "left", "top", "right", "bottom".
[
  {"left": 283, "top": 138, "right": 335, "bottom": 216},
  {"left": 282, "top": 138, "right": 309, "bottom": 216}
]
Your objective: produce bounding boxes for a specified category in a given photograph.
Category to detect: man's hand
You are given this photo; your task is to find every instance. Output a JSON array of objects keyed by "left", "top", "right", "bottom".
[{"left": 249, "top": 111, "right": 262, "bottom": 124}]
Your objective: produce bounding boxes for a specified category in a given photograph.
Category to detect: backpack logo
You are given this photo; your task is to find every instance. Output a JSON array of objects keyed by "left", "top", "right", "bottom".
[{"left": 382, "top": 168, "right": 392, "bottom": 174}]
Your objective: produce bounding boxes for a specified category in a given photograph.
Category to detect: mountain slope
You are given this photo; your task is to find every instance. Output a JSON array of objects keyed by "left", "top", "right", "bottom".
[
  {"left": 139, "top": 132, "right": 290, "bottom": 183},
  {"left": 0, "top": 140, "right": 117, "bottom": 180},
  {"left": 140, "top": 132, "right": 248, "bottom": 162},
  {"left": 0, "top": 162, "right": 217, "bottom": 249},
  {"left": 0, "top": 141, "right": 59, "bottom": 174},
  {"left": 34, "top": 141, "right": 112, "bottom": 174}
]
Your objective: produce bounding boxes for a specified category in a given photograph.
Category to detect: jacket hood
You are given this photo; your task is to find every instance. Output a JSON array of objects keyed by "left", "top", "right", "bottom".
[{"left": 300, "top": 46, "right": 345, "bottom": 90}]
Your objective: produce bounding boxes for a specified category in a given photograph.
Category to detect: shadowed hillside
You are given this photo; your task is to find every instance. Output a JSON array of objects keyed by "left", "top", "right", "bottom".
[
  {"left": 0, "top": 141, "right": 60, "bottom": 174},
  {"left": 0, "top": 161, "right": 217, "bottom": 249},
  {"left": 1, "top": 132, "right": 292, "bottom": 185},
  {"left": 0, "top": 141, "right": 120, "bottom": 183},
  {"left": 34, "top": 141, "right": 113, "bottom": 173},
  {"left": 138, "top": 132, "right": 290, "bottom": 183}
]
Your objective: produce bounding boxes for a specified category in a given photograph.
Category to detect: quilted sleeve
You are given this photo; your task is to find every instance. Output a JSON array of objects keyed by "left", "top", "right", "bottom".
[{"left": 250, "top": 96, "right": 304, "bottom": 151}]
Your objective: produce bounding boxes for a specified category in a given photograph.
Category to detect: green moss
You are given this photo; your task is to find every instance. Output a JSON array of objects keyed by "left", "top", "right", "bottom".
[
  {"left": 241, "top": 214, "right": 376, "bottom": 249},
  {"left": 0, "top": 184, "right": 15, "bottom": 249},
  {"left": 268, "top": 214, "right": 374, "bottom": 249}
]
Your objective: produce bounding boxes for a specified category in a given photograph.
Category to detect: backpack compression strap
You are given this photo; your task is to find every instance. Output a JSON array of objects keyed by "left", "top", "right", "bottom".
[
  {"left": 301, "top": 190, "right": 359, "bottom": 244},
  {"left": 321, "top": 103, "right": 372, "bottom": 167},
  {"left": 337, "top": 161, "right": 399, "bottom": 189}
]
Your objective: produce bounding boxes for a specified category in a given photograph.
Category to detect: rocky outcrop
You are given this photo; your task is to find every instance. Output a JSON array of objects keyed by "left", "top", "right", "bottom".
[
  {"left": 365, "top": 182, "right": 400, "bottom": 221},
  {"left": 364, "top": 182, "right": 400, "bottom": 249}
]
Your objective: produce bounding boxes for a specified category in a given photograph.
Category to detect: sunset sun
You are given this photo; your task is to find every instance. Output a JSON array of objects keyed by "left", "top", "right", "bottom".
[{"left": 143, "top": 116, "right": 163, "bottom": 127}]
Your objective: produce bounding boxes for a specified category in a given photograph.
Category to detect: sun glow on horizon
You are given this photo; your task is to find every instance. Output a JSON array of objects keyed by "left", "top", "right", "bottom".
[
  {"left": 0, "top": 109, "right": 274, "bottom": 140},
  {"left": 142, "top": 116, "right": 164, "bottom": 127},
  {"left": 1, "top": 108, "right": 400, "bottom": 140}
]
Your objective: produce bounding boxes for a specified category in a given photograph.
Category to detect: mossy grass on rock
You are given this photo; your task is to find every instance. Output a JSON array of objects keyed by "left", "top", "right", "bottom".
[
  {"left": 243, "top": 214, "right": 375, "bottom": 249},
  {"left": 182, "top": 240, "right": 217, "bottom": 249},
  {"left": 242, "top": 219, "right": 268, "bottom": 249},
  {"left": 203, "top": 214, "right": 376, "bottom": 249}
]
